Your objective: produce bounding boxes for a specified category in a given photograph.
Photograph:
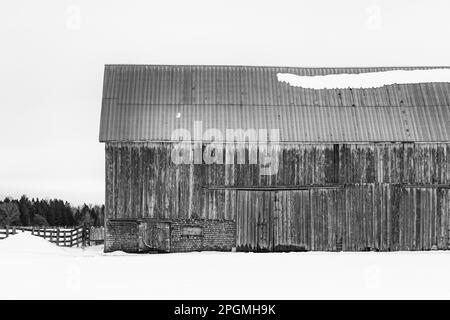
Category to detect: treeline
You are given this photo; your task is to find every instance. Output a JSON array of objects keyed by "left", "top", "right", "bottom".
[{"left": 0, "top": 195, "right": 104, "bottom": 228}]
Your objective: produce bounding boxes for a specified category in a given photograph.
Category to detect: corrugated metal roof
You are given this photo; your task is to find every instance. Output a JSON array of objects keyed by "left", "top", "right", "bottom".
[{"left": 99, "top": 65, "right": 450, "bottom": 142}]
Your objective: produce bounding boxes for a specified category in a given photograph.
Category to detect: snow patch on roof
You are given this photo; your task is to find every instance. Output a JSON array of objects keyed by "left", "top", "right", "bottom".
[{"left": 277, "top": 68, "right": 450, "bottom": 89}]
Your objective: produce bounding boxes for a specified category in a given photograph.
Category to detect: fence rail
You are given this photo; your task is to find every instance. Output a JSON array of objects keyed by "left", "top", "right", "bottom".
[{"left": 0, "top": 226, "right": 105, "bottom": 247}]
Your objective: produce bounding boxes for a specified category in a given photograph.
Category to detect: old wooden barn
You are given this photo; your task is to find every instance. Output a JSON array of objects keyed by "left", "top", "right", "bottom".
[{"left": 99, "top": 65, "right": 450, "bottom": 253}]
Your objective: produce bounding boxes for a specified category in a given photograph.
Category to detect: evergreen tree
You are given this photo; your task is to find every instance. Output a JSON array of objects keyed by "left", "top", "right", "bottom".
[
  {"left": 0, "top": 196, "right": 100, "bottom": 227},
  {"left": 44, "top": 200, "right": 55, "bottom": 226},
  {"left": 18, "top": 195, "right": 31, "bottom": 226},
  {"left": 0, "top": 202, "right": 21, "bottom": 226},
  {"left": 32, "top": 214, "right": 49, "bottom": 226}
]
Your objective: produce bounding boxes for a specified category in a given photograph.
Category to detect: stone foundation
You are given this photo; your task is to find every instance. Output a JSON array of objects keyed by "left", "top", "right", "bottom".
[
  {"left": 104, "top": 219, "right": 236, "bottom": 253},
  {"left": 105, "top": 219, "right": 139, "bottom": 253},
  {"left": 170, "top": 220, "right": 236, "bottom": 252}
]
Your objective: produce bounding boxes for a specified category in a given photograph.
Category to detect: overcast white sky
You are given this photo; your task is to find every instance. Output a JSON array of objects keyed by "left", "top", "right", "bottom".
[{"left": 0, "top": 0, "right": 449, "bottom": 206}]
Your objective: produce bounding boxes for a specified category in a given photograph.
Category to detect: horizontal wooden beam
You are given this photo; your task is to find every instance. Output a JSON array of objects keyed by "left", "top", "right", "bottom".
[{"left": 203, "top": 185, "right": 345, "bottom": 191}]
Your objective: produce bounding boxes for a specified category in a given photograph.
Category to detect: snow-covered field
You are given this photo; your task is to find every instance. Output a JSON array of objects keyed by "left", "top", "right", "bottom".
[{"left": 1, "top": 232, "right": 450, "bottom": 299}]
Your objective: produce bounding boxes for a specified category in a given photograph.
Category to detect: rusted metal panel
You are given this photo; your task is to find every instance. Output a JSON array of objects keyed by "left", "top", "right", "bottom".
[
  {"left": 102, "top": 65, "right": 450, "bottom": 107},
  {"left": 100, "top": 65, "right": 450, "bottom": 143},
  {"left": 100, "top": 104, "right": 450, "bottom": 142}
]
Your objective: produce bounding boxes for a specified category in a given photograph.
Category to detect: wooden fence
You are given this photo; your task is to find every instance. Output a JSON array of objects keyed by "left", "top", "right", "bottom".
[
  {"left": 0, "top": 226, "right": 105, "bottom": 247},
  {"left": 0, "top": 228, "right": 16, "bottom": 240}
]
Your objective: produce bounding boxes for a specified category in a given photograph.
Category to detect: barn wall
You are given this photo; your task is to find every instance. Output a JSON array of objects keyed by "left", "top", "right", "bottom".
[
  {"left": 105, "top": 142, "right": 450, "bottom": 220},
  {"left": 104, "top": 142, "right": 450, "bottom": 252},
  {"left": 233, "top": 186, "right": 450, "bottom": 251}
]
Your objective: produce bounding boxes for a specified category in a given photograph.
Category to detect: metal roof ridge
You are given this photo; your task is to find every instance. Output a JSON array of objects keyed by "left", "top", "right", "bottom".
[{"left": 103, "top": 64, "right": 450, "bottom": 69}]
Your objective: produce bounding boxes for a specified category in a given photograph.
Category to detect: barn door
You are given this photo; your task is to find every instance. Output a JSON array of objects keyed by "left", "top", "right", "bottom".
[
  {"left": 272, "top": 190, "right": 311, "bottom": 251},
  {"left": 236, "top": 191, "right": 273, "bottom": 251},
  {"left": 138, "top": 221, "right": 171, "bottom": 253},
  {"left": 236, "top": 189, "right": 342, "bottom": 252},
  {"left": 236, "top": 190, "right": 310, "bottom": 251},
  {"left": 400, "top": 187, "right": 450, "bottom": 250}
]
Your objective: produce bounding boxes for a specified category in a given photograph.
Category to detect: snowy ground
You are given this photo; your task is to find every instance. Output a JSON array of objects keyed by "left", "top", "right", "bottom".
[{"left": 1, "top": 232, "right": 450, "bottom": 299}]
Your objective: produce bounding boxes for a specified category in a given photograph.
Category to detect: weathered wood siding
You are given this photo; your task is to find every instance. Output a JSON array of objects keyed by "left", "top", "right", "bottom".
[
  {"left": 105, "top": 142, "right": 450, "bottom": 251},
  {"left": 234, "top": 187, "right": 450, "bottom": 251},
  {"left": 236, "top": 191, "right": 274, "bottom": 251}
]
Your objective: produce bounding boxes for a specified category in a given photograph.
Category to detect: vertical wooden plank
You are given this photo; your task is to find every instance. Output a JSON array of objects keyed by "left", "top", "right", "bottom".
[
  {"left": 302, "top": 189, "right": 308, "bottom": 248},
  {"left": 352, "top": 185, "right": 358, "bottom": 251},
  {"left": 240, "top": 190, "right": 245, "bottom": 250},
  {"left": 105, "top": 144, "right": 114, "bottom": 220},
  {"left": 401, "top": 187, "right": 407, "bottom": 250},
  {"left": 444, "top": 189, "right": 449, "bottom": 250},
  {"left": 337, "top": 187, "right": 345, "bottom": 251},
  {"left": 253, "top": 191, "right": 258, "bottom": 250},
  {"left": 237, "top": 191, "right": 242, "bottom": 249},
  {"left": 256, "top": 191, "right": 261, "bottom": 249},
  {"left": 442, "top": 189, "right": 450, "bottom": 249},
  {"left": 431, "top": 188, "right": 437, "bottom": 248},
  {"left": 243, "top": 191, "right": 248, "bottom": 250},
  {"left": 266, "top": 191, "right": 273, "bottom": 251},
  {"left": 273, "top": 191, "right": 279, "bottom": 250},
  {"left": 343, "top": 186, "right": 349, "bottom": 251},
  {"left": 246, "top": 191, "right": 251, "bottom": 250},
  {"left": 285, "top": 191, "right": 291, "bottom": 248},
  {"left": 414, "top": 188, "right": 420, "bottom": 250},
  {"left": 437, "top": 187, "right": 444, "bottom": 249},
  {"left": 279, "top": 191, "right": 285, "bottom": 248},
  {"left": 310, "top": 189, "right": 316, "bottom": 251},
  {"left": 249, "top": 191, "right": 254, "bottom": 250},
  {"left": 321, "top": 189, "right": 327, "bottom": 250},
  {"left": 298, "top": 145, "right": 305, "bottom": 185},
  {"left": 381, "top": 184, "right": 388, "bottom": 251},
  {"left": 374, "top": 183, "right": 380, "bottom": 250}
]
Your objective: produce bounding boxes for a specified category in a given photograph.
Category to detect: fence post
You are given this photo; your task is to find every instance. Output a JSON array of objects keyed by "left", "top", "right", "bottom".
[
  {"left": 81, "top": 227, "right": 85, "bottom": 247},
  {"left": 81, "top": 225, "right": 86, "bottom": 247},
  {"left": 6, "top": 226, "right": 9, "bottom": 238},
  {"left": 56, "top": 227, "right": 60, "bottom": 246}
]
